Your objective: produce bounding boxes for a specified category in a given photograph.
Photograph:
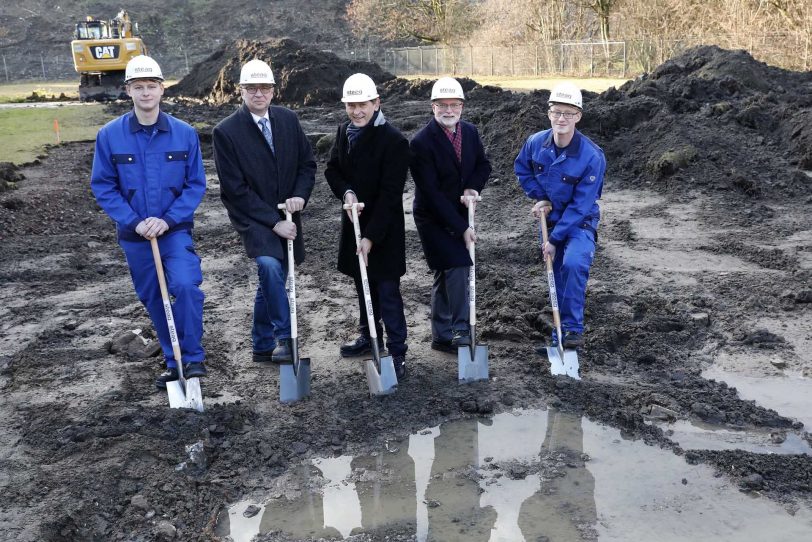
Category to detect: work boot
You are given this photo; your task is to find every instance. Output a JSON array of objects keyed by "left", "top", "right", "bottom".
[
  {"left": 451, "top": 329, "right": 471, "bottom": 347},
  {"left": 393, "top": 355, "right": 406, "bottom": 380},
  {"left": 155, "top": 367, "right": 179, "bottom": 390},
  {"left": 562, "top": 331, "right": 584, "bottom": 349},
  {"left": 184, "top": 362, "right": 208, "bottom": 379},
  {"left": 271, "top": 338, "right": 293, "bottom": 363},
  {"left": 431, "top": 339, "right": 455, "bottom": 354},
  {"left": 252, "top": 349, "right": 275, "bottom": 363},
  {"left": 340, "top": 335, "right": 383, "bottom": 357}
]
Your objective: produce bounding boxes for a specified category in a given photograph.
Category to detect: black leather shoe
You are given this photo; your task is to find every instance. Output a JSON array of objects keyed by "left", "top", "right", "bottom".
[
  {"left": 431, "top": 339, "right": 455, "bottom": 353},
  {"left": 340, "top": 335, "right": 383, "bottom": 357},
  {"left": 252, "top": 350, "right": 275, "bottom": 363},
  {"left": 393, "top": 355, "right": 406, "bottom": 380},
  {"left": 155, "top": 367, "right": 179, "bottom": 390},
  {"left": 451, "top": 330, "right": 471, "bottom": 347},
  {"left": 272, "top": 339, "right": 293, "bottom": 363},
  {"left": 184, "top": 362, "right": 207, "bottom": 378},
  {"left": 562, "top": 331, "right": 584, "bottom": 349}
]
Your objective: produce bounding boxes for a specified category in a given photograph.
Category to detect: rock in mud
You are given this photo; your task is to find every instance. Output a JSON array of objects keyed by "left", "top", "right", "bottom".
[
  {"left": 155, "top": 520, "right": 176, "bottom": 539},
  {"left": 130, "top": 494, "right": 148, "bottom": 511}
]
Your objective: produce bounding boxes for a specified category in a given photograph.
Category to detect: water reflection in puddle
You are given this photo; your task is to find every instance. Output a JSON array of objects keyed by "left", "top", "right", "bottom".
[
  {"left": 218, "top": 408, "right": 812, "bottom": 541},
  {"left": 654, "top": 419, "right": 812, "bottom": 455}
]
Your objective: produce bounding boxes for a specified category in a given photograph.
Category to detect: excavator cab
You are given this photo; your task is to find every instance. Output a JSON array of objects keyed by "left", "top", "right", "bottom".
[{"left": 71, "top": 11, "right": 147, "bottom": 101}]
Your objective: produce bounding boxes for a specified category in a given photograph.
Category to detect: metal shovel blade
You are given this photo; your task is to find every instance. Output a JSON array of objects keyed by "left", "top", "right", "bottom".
[
  {"left": 166, "top": 380, "right": 187, "bottom": 409},
  {"left": 458, "top": 345, "right": 489, "bottom": 382},
  {"left": 546, "top": 347, "right": 580, "bottom": 380},
  {"left": 279, "top": 358, "right": 311, "bottom": 403},
  {"left": 185, "top": 378, "right": 205, "bottom": 412},
  {"left": 363, "top": 355, "right": 398, "bottom": 396}
]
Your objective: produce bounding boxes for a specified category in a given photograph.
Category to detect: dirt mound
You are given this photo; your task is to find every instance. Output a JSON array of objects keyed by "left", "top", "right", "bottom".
[
  {"left": 0, "top": 162, "right": 24, "bottom": 192},
  {"left": 167, "top": 38, "right": 396, "bottom": 106},
  {"left": 379, "top": 76, "right": 481, "bottom": 101},
  {"left": 481, "top": 45, "right": 812, "bottom": 199}
]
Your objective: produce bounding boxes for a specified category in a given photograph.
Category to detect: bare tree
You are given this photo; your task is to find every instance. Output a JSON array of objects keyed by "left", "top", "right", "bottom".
[
  {"left": 346, "top": 0, "right": 479, "bottom": 45},
  {"left": 585, "top": 0, "right": 617, "bottom": 42}
]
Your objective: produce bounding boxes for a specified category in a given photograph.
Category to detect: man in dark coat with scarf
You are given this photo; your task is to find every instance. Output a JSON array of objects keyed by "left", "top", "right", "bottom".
[
  {"left": 409, "top": 77, "right": 492, "bottom": 353},
  {"left": 325, "top": 73, "right": 410, "bottom": 379},
  {"left": 212, "top": 59, "right": 316, "bottom": 363}
]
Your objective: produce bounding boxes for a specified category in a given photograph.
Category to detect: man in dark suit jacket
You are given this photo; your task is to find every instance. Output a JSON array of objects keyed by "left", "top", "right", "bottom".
[
  {"left": 325, "top": 73, "right": 410, "bottom": 379},
  {"left": 212, "top": 59, "right": 316, "bottom": 363},
  {"left": 410, "top": 77, "right": 492, "bottom": 353}
]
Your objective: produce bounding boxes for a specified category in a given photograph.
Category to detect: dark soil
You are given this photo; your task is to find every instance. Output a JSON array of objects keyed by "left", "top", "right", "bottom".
[{"left": 0, "top": 44, "right": 810, "bottom": 541}]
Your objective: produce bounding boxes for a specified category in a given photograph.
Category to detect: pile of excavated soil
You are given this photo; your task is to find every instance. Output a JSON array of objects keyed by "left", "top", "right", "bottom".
[
  {"left": 482, "top": 45, "right": 812, "bottom": 200},
  {"left": 0, "top": 162, "right": 24, "bottom": 193},
  {"left": 166, "top": 38, "right": 396, "bottom": 105}
]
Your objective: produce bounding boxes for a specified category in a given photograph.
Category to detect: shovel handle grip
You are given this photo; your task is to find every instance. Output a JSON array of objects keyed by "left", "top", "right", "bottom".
[{"left": 342, "top": 202, "right": 365, "bottom": 211}]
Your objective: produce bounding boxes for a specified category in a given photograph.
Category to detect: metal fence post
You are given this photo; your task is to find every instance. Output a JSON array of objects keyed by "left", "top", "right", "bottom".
[
  {"left": 420, "top": 47, "right": 424, "bottom": 73},
  {"left": 490, "top": 48, "right": 494, "bottom": 76},
  {"left": 2, "top": 55, "right": 7, "bottom": 82},
  {"left": 435, "top": 47, "right": 439, "bottom": 75},
  {"left": 40, "top": 54, "right": 46, "bottom": 79},
  {"left": 511, "top": 45, "right": 515, "bottom": 76},
  {"left": 469, "top": 45, "right": 473, "bottom": 76}
]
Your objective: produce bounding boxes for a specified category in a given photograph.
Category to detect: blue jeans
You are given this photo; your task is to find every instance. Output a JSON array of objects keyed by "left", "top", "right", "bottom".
[
  {"left": 551, "top": 227, "right": 596, "bottom": 333},
  {"left": 119, "top": 230, "right": 205, "bottom": 368},
  {"left": 253, "top": 255, "right": 290, "bottom": 352}
]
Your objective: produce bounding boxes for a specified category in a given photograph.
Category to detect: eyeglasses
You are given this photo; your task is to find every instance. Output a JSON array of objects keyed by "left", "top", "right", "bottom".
[
  {"left": 433, "top": 102, "right": 463, "bottom": 111},
  {"left": 242, "top": 85, "right": 274, "bottom": 95},
  {"left": 548, "top": 110, "right": 579, "bottom": 119}
]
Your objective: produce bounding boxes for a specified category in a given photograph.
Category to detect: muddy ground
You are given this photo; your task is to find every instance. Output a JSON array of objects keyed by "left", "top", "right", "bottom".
[{"left": 0, "top": 45, "right": 810, "bottom": 541}]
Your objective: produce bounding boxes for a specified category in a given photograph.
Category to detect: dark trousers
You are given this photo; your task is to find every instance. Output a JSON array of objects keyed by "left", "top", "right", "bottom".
[
  {"left": 353, "top": 275, "right": 408, "bottom": 357},
  {"left": 431, "top": 266, "right": 469, "bottom": 342}
]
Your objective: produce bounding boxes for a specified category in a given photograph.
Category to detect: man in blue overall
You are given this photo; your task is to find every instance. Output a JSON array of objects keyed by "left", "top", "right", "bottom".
[
  {"left": 91, "top": 55, "right": 208, "bottom": 388},
  {"left": 514, "top": 82, "right": 605, "bottom": 350}
]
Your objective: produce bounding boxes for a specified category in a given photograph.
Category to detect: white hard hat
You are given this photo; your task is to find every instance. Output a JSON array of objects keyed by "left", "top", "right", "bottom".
[
  {"left": 548, "top": 82, "right": 582, "bottom": 109},
  {"left": 124, "top": 55, "right": 163, "bottom": 83},
  {"left": 341, "top": 73, "right": 378, "bottom": 103},
  {"left": 239, "top": 59, "right": 275, "bottom": 85},
  {"left": 431, "top": 77, "right": 465, "bottom": 101}
]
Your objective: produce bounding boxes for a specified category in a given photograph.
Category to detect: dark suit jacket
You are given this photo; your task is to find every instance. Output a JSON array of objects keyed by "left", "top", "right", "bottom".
[
  {"left": 212, "top": 104, "right": 316, "bottom": 261},
  {"left": 325, "top": 118, "right": 409, "bottom": 280},
  {"left": 410, "top": 118, "right": 491, "bottom": 270}
]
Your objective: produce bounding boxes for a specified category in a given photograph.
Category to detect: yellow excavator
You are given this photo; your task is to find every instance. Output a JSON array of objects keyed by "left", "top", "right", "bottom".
[{"left": 70, "top": 11, "right": 148, "bottom": 101}]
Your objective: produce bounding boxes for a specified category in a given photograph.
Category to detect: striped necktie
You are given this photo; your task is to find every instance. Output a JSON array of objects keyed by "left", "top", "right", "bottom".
[{"left": 258, "top": 118, "right": 275, "bottom": 154}]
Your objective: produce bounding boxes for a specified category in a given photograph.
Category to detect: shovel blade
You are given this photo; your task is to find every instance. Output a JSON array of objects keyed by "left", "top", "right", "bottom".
[
  {"left": 279, "top": 358, "right": 311, "bottom": 403},
  {"left": 185, "top": 378, "right": 205, "bottom": 412},
  {"left": 363, "top": 355, "right": 397, "bottom": 396},
  {"left": 166, "top": 379, "right": 205, "bottom": 412},
  {"left": 458, "top": 345, "right": 489, "bottom": 382},
  {"left": 546, "top": 347, "right": 580, "bottom": 380}
]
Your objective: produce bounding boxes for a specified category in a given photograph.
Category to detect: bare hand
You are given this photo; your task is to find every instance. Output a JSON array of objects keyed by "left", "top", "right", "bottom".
[
  {"left": 344, "top": 191, "right": 361, "bottom": 220},
  {"left": 285, "top": 197, "right": 305, "bottom": 213},
  {"left": 461, "top": 189, "right": 479, "bottom": 210},
  {"left": 463, "top": 226, "right": 477, "bottom": 250},
  {"left": 136, "top": 217, "right": 169, "bottom": 239},
  {"left": 542, "top": 241, "right": 556, "bottom": 261},
  {"left": 532, "top": 200, "right": 552, "bottom": 219},
  {"left": 273, "top": 220, "right": 297, "bottom": 240},
  {"left": 357, "top": 237, "right": 373, "bottom": 266}
]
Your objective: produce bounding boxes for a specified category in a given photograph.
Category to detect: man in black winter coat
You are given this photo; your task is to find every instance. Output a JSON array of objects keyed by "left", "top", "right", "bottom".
[
  {"left": 212, "top": 59, "right": 316, "bottom": 364},
  {"left": 325, "top": 73, "right": 410, "bottom": 379},
  {"left": 410, "top": 77, "right": 492, "bottom": 353}
]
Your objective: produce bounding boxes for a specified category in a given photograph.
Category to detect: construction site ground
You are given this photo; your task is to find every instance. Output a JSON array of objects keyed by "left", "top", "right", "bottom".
[{"left": 0, "top": 42, "right": 810, "bottom": 541}]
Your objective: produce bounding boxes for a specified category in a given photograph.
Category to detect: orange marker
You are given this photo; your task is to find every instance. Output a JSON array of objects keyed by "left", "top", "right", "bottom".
[{"left": 54, "top": 119, "right": 61, "bottom": 144}]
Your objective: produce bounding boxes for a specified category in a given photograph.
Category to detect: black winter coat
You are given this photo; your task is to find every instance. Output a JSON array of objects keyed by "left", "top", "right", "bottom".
[
  {"left": 410, "top": 118, "right": 491, "bottom": 270},
  {"left": 325, "top": 118, "right": 409, "bottom": 280},
  {"left": 212, "top": 104, "right": 316, "bottom": 262}
]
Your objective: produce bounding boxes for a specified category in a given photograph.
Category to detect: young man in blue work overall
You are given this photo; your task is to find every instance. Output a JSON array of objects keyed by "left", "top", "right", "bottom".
[
  {"left": 91, "top": 55, "right": 208, "bottom": 388},
  {"left": 514, "top": 82, "right": 606, "bottom": 350}
]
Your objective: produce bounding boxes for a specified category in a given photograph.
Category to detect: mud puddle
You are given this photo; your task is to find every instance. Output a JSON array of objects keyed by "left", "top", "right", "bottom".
[
  {"left": 653, "top": 419, "right": 812, "bottom": 455},
  {"left": 703, "top": 366, "right": 812, "bottom": 429},
  {"left": 216, "top": 408, "right": 812, "bottom": 541}
]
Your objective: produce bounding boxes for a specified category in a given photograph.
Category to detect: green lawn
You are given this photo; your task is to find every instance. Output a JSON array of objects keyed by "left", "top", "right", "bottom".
[
  {"left": 0, "top": 81, "right": 79, "bottom": 103},
  {"left": 0, "top": 104, "right": 113, "bottom": 164}
]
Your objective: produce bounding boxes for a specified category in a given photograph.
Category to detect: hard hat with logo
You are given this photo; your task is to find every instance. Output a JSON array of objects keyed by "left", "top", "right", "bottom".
[
  {"left": 124, "top": 55, "right": 163, "bottom": 83},
  {"left": 548, "top": 82, "right": 583, "bottom": 109},
  {"left": 431, "top": 77, "right": 465, "bottom": 101},
  {"left": 341, "top": 73, "right": 379, "bottom": 103},
  {"left": 239, "top": 59, "right": 275, "bottom": 85}
]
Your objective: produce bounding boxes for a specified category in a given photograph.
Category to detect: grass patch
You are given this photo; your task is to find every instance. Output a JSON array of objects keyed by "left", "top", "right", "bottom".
[
  {"left": 0, "top": 81, "right": 79, "bottom": 103},
  {"left": 0, "top": 104, "right": 113, "bottom": 164}
]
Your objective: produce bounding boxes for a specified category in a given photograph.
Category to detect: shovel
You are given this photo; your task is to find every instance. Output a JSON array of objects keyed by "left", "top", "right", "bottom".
[
  {"left": 343, "top": 202, "right": 398, "bottom": 396},
  {"left": 539, "top": 214, "right": 580, "bottom": 380},
  {"left": 276, "top": 204, "right": 311, "bottom": 403},
  {"left": 149, "top": 237, "right": 205, "bottom": 411},
  {"left": 458, "top": 195, "right": 488, "bottom": 382}
]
